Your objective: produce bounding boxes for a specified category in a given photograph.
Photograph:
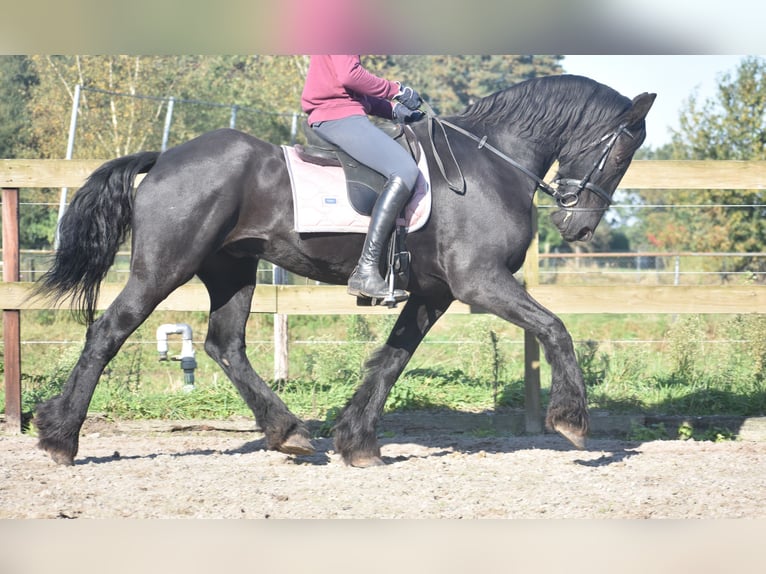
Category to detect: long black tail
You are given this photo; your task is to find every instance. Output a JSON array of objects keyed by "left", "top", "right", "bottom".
[{"left": 33, "top": 151, "right": 160, "bottom": 324}]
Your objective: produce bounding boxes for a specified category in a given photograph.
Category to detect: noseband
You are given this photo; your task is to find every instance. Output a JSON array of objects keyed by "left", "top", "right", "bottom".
[
  {"left": 424, "top": 108, "right": 633, "bottom": 213},
  {"left": 551, "top": 125, "right": 633, "bottom": 211}
]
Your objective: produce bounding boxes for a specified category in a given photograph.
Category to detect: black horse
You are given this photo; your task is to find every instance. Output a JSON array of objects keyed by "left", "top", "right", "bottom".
[{"left": 34, "top": 74, "right": 654, "bottom": 467}]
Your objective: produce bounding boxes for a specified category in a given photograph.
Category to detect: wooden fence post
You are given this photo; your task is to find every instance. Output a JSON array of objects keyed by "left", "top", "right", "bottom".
[
  {"left": 522, "top": 199, "right": 543, "bottom": 434},
  {"left": 2, "top": 187, "right": 22, "bottom": 433}
]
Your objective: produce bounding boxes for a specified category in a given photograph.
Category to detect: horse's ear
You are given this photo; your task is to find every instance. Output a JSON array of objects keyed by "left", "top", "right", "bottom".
[{"left": 619, "top": 92, "right": 657, "bottom": 127}]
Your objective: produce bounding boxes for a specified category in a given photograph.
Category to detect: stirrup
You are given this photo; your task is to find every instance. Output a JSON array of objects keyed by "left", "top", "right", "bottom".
[
  {"left": 379, "top": 288, "right": 409, "bottom": 308},
  {"left": 354, "top": 292, "right": 408, "bottom": 308},
  {"left": 348, "top": 283, "right": 408, "bottom": 308},
  {"left": 380, "top": 225, "right": 410, "bottom": 307}
]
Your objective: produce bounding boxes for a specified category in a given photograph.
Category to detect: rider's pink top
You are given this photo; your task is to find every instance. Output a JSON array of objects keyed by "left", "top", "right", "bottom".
[{"left": 301, "top": 55, "right": 397, "bottom": 125}]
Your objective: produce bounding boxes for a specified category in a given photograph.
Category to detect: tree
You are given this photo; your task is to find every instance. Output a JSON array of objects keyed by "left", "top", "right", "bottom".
[
  {"left": 0, "top": 57, "right": 58, "bottom": 249},
  {"left": 0, "top": 56, "right": 38, "bottom": 159},
  {"left": 365, "top": 55, "right": 563, "bottom": 114},
  {"left": 636, "top": 57, "right": 766, "bottom": 274},
  {"left": 27, "top": 55, "right": 200, "bottom": 158},
  {"left": 166, "top": 55, "right": 309, "bottom": 146},
  {"left": 25, "top": 56, "right": 313, "bottom": 160}
]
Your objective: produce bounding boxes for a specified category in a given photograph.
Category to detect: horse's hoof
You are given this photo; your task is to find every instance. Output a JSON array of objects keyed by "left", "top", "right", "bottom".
[
  {"left": 347, "top": 454, "right": 386, "bottom": 468},
  {"left": 39, "top": 443, "right": 75, "bottom": 466},
  {"left": 553, "top": 423, "right": 587, "bottom": 450},
  {"left": 277, "top": 433, "right": 315, "bottom": 456}
]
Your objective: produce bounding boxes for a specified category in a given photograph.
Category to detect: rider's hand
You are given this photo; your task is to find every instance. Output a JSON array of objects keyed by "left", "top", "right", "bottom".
[
  {"left": 394, "top": 83, "right": 422, "bottom": 110},
  {"left": 392, "top": 102, "right": 425, "bottom": 124}
]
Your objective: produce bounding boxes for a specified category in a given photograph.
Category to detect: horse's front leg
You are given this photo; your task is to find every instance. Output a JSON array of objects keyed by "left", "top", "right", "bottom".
[
  {"left": 334, "top": 293, "right": 453, "bottom": 467},
  {"left": 454, "top": 270, "right": 589, "bottom": 448}
]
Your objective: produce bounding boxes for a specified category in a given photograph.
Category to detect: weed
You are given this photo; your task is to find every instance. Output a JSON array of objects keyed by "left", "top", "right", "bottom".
[
  {"left": 467, "top": 318, "right": 505, "bottom": 383},
  {"left": 666, "top": 315, "right": 705, "bottom": 381},
  {"left": 316, "top": 406, "right": 341, "bottom": 437},
  {"left": 576, "top": 339, "right": 608, "bottom": 387},
  {"left": 677, "top": 421, "right": 735, "bottom": 442},
  {"left": 677, "top": 421, "right": 694, "bottom": 440},
  {"left": 628, "top": 422, "right": 669, "bottom": 441},
  {"left": 495, "top": 379, "right": 525, "bottom": 408},
  {"left": 92, "top": 340, "right": 146, "bottom": 416},
  {"left": 21, "top": 344, "right": 81, "bottom": 412},
  {"left": 701, "top": 427, "right": 736, "bottom": 443},
  {"left": 385, "top": 381, "right": 432, "bottom": 412}
]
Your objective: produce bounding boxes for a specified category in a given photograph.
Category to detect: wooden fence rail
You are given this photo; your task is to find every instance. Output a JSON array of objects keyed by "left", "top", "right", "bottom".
[{"left": 2, "top": 159, "right": 766, "bottom": 433}]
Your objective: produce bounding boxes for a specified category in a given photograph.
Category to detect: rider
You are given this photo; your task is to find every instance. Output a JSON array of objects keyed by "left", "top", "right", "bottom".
[{"left": 301, "top": 55, "right": 424, "bottom": 303}]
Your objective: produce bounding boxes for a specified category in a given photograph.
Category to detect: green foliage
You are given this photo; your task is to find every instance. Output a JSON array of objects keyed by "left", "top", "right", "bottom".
[
  {"left": 304, "top": 331, "right": 366, "bottom": 387},
  {"left": 366, "top": 55, "right": 563, "bottom": 114},
  {"left": 20, "top": 54, "right": 563, "bottom": 161},
  {"left": 21, "top": 344, "right": 81, "bottom": 412},
  {"left": 395, "top": 367, "right": 498, "bottom": 412},
  {"left": 628, "top": 419, "right": 734, "bottom": 443},
  {"left": 700, "top": 427, "right": 737, "bottom": 443},
  {"left": 584, "top": 314, "right": 766, "bottom": 417},
  {"left": 576, "top": 340, "right": 608, "bottom": 387},
  {"left": 628, "top": 422, "right": 670, "bottom": 441},
  {"left": 727, "top": 315, "right": 766, "bottom": 382},
  {"left": 19, "top": 201, "right": 59, "bottom": 249},
  {"left": 672, "top": 57, "right": 766, "bottom": 161},
  {"left": 316, "top": 406, "right": 341, "bottom": 438},
  {"left": 91, "top": 338, "right": 147, "bottom": 416},
  {"left": 666, "top": 315, "right": 706, "bottom": 380},
  {"left": 159, "top": 55, "right": 308, "bottom": 147},
  {"left": 634, "top": 56, "right": 766, "bottom": 270},
  {"left": 0, "top": 56, "right": 38, "bottom": 158},
  {"left": 22, "top": 55, "right": 310, "bottom": 161},
  {"left": 466, "top": 317, "right": 505, "bottom": 382},
  {"left": 385, "top": 380, "right": 429, "bottom": 412},
  {"left": 10, "top": 307, "right": 766, "bottom": 433},
  {"left": 0, "top": 57, "right": 54, "bottom": 249}
]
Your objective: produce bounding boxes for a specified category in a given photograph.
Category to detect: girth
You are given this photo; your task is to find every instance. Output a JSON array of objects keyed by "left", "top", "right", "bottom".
[{"left": 294, "top": 119, "right": 421, "bottom": 216}]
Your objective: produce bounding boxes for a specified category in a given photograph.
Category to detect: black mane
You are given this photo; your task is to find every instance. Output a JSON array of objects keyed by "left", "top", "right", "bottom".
[{"left": 458, "top": 74, "right": 633, "bottom": 156}]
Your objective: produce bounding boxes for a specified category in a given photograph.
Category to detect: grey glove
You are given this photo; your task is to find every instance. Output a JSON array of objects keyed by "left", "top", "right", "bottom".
[
  {"left": 394, "top": 83, "right": 422, "bottom": 110},
  {"left": 392, "top": 102, "right": 425, "bottom": 124}
]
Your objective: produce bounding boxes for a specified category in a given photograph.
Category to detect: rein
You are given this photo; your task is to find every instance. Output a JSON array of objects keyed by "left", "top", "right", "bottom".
[{"left": 421, "top": 102, "right": 632, "bottom": 212}]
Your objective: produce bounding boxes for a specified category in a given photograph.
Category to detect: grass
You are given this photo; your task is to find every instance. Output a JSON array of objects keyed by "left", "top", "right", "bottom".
[{"left": 2, "top": 310, "right": 765, "bottom": 433}]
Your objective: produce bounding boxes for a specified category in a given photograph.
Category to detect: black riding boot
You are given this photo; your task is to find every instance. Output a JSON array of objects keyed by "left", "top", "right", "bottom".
[{"left": 348, "top": 175, "right": 412, "bottom": 303}]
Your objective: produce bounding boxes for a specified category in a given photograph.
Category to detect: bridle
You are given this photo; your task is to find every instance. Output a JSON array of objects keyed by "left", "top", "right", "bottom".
[{"left": 423, "top": 105, "right": 634, "bottom": 213}]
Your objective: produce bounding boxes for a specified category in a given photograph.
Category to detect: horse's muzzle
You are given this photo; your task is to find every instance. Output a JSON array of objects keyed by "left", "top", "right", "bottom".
[{"left": 550, "top": 209, "right": 594, "bottom": 243}]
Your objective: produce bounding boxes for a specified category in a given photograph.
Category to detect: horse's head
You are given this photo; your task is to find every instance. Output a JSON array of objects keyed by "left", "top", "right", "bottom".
[{"left": 550, "top": 91, "right": 656, "bottom": 242}]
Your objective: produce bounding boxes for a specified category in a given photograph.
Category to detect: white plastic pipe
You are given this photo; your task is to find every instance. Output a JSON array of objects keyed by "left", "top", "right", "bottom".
[
  {"left": 156, "top": 323, "right": 196, "bottom": 390},
  {"left": 156, "top": 323, "right": 194, "bottom": 360}
]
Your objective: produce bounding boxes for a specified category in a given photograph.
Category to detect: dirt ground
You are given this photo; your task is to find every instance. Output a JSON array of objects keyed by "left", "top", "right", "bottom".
[{"left": 2, "top": 414, "right": 765, "bottom": 519}]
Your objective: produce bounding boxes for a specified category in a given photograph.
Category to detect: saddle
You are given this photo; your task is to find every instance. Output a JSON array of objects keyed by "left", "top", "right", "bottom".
[
  {"left": 293, "top": 119, "right": 420, "bottom": 307},
  {"left": 294, "top": 119, "right": 421, "bottom": 215}
]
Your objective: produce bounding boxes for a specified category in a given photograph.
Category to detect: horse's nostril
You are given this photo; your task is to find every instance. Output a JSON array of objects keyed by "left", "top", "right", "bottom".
[{"left": 577, "top": 228, "right": 593, "bottom": 242}]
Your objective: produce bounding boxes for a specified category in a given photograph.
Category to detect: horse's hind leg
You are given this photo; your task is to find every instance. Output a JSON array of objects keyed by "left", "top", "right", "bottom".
[
  {"left": 197, "top": 254, "right": 313, "bottom": 455},
  {"left": 35, "top": 277, "right": 170, "bottom": 465}
]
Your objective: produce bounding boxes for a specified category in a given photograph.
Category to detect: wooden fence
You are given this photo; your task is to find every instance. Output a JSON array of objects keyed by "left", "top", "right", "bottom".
[{"left": 2, "top": 159, "right": 766, "bottom": 433}]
